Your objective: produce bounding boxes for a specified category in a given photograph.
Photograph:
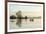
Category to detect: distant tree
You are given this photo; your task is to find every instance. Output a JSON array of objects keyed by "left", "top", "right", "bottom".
[
  {"left": 25, "top": 16, "right": 27, "bottom": 21},
  {"left": 25, "top": 16, "right": 27, "bottom": 19},
  {"left": 10, "top": 15, "right": 16, "bottom": 19},
  {"left": 16, "top": 10, "right": 22, "bottom": 27}
]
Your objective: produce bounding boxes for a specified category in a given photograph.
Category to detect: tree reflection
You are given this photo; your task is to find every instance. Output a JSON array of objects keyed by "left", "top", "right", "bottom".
[{"left": 16, "top": 11, "right": 22, "bottom": 27}]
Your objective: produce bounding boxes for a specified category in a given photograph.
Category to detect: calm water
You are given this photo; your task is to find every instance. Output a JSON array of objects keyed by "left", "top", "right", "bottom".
[{"left": 9, "top": 19, "right": 42, "bottom": 29}]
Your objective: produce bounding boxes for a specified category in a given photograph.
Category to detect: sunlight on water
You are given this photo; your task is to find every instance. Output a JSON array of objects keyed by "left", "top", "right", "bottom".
[{"left": 9, "top": 19, "right": 42, "bottom": 29}]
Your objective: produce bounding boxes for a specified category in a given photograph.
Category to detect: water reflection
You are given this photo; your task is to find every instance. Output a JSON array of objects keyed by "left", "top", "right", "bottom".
[{"left": 10, "top": 11, "right": 41, "bottom": 28}]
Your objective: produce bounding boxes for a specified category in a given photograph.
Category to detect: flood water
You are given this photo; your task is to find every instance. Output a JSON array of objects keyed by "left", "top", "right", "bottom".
[{"left": 9, "top": 19, "right": 42, "bottom": 29}]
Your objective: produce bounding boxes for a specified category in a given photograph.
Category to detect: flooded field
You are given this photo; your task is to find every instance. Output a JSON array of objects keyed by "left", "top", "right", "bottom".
[
  {"left": 8, "top": 2, "right": 43, "bottom": 30},
  {"left": 9, "top": 18, "right": 42, "bottom": 29}
]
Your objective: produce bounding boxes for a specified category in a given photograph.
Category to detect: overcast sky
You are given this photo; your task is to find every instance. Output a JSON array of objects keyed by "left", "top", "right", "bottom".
[{"left": 8, "top": 3, "right": 43, "bottom": 13}]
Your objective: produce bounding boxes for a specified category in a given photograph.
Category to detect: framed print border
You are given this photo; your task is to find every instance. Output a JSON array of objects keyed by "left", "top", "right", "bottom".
[{"left": 5, "top": 0, "right": 45, "bottom": 34}]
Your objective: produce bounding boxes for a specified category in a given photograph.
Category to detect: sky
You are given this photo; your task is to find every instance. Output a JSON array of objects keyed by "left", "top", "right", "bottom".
[
  {"left": 8, "top": 3, "right": 43, "bottom": 17},
  {"left": 9, "top": 3, "right": 43, "bottom": 13}
]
